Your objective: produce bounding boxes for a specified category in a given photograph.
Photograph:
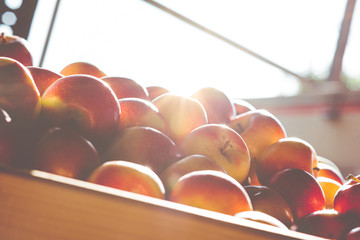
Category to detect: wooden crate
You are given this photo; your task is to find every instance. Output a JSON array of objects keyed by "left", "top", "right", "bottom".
[{"left": 0, "top": 166, "right": 327, "bottom": 240}]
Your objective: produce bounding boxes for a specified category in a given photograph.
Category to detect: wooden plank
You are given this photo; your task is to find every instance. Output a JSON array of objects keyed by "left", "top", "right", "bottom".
[{"left": 0, "top": 167, "right": 327, "bottom": 240}]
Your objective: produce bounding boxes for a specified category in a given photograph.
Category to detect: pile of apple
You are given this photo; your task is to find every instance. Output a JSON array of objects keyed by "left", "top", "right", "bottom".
[{"left": 1, "top": 33, "right": 359, "bottom": 240}]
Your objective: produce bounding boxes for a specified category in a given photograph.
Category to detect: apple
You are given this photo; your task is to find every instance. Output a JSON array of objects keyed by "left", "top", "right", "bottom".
[
  {"left": 27, "top": 66, "right": 63, "bottom": 95},
  {"left": 152, "top": 93, "right": 208, "bottom": 145},
  {"left": 32, "top": 127, "right": 101, "bottom": 180},
  {"left": 179, "top": 124, "right": 250, "bottom": 183},
  {"left": 267, "top": 168, "right": 326, "bottom": 221},
  {"left": 317, "top": 162, "right": 345, "bottom": 185},
  {"left": 41, "top": 74, "right": 120, "bottom": 148},
  {"left": 118, "top": 98, "right": 168, "bottom": 134},
  {"left": 191, "top": 87, "right": 236, "bottom": 124},
  {"left": 294, "top": 209, "right": 360, "bottom": 240},
  {"left": 159, "top": 154, "right": 226, "bottom": 195},
  {"left": 87, "top": 160, "right": 165, "bottom": 199},
  {"left": 227, "top": 109, "right": 287, "bottom": 161},
  {"left": 101, "top": 76, "right": 149, "bottom": 100},
  {"left": 0, "top": 108, "right": 15, "bottom": 166},
  {"left": 244, "top": 185, "right": 294, "bottom": 228},
  {"left": 146, "top": 86, "right": 170, "bottom": 101},
  {"left": 0, "top": 57, "right": 41, "bottom": 127},
  {"left": 101, "top": 126, "right": 180, "bottom": 174},
  {"left": 255, "top": 137, "right": 318, "bottom": 185},
  {"left": 168, "top": 170, "right": 253, "bottom": 215},
  {"left": 334, "top": 174, "right": 360, "bottom": 219},
  {"left": 234, "top": 211, "right": 289, "bottom": 230},
  {"left": 345, "top": 227, "right": 360, "bottom": 240},
  {"left": 243, "top": 159, "right": 261, "bottom": 186},
  {"left": 317, "top": 177, "right": 342, "bottom": 209},
  {"left": 0, "top": 33, "right": 33, "bottom": 66},
  {"left": 60, "top": 62, "right": 106, "bottom": 78},
  {"left": 232, "top": 98, "right": 256, "bottom": 116}
]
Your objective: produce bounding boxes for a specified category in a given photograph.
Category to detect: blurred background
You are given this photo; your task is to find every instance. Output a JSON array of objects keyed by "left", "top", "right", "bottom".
[{"left": 1, "top": 0, "right": 359, "bottom": 175}]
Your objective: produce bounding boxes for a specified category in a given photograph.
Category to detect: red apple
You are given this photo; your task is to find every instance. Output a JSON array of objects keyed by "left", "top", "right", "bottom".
[
  {"left": 317, "top": 162, "right": 345, "bottom": 185},
  {"left": 294, "top": 209, "right": 360, "bottom": 240},
  {"left": 179, "top": 124, "right": 250, "bottom": 183},
  {"left": 334, "top": 174, "right": 360, "bottom": 219},
  {"left": 118, "top": 97, "right": 168, "bottom": 135},
  {"left": 244, "top": 185, "right": 294, "bottom": 228},
  {"left": 32, "top": 127, "right": 101, "bottom": 180},
  {"left": 256, "top": 137, "right": 318, "bottom": 185},
  {"left": 152, "top": 93, "right": 208, "bottom": 145},
  {"left": 0, "top": 57, "right": 41, "bottom": 127},
  {"left": 168, "top": 170, "right": 253, "bottom": 215},
  {"left": 267, "top": 168, "right": 326, "bottom": 221},
  {"left": 345, "top": 227, "right": 360, "bottom": 240},
  {"left": 146, "top": 86, "right": 170, "bottom": 100},
  {"left": 41, "top": 74, "right": 120, "bottom": 148},
  {"left": 159, "top": 154, "right": 226, "bottom": 194},
  {"left": 27, "top": 66, "right": 63, "bottom": 95},
  {"left": 60, "top": 62, "right": 106, "bottom": 78},
  {"left": 0, "top": 33, "right": 33, "bottom": 66},
  {"left": 101, "top": 126, "right": 180, "bottom": 174},
  {"left": 191, "top": 87, "right": 236, "bottom": 124},
  {"left": 101, "top": 76, "right": 149, "bottom": 100},
  {"left": 227, "top": 109, "right": 287, "bottom": 160},
  {"left": 87, "top": 160, "right": 165, "bottom": 199}
]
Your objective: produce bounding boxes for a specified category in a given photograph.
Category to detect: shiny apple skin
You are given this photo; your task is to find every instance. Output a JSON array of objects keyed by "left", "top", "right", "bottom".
[
  {"left": 146, "top": 86, "right": 169, "bottom": 101},
  {"left": 101, "top": 126, "right": 180, "bottom": 174},
  {"left": 334, "top": 174, "right": 360, "bottom": 219},
  {"left": 0, "top": 33, "right": 33, "bottom": 66},
  {"left": 33, "top": 127, "right": 101, "bottom": 180},
  {"left": 0, "top": 57, "right": 41, "bottom": 127},
  {"left": 227, "top": 109, "right": 287, "bottom": 160},
  {"left": 169, "top": 170, "right": 253, "bottom": 215},
  {"left": 234, "top": 211, "right": 289, "bottom": 230},
  {"left": 60, "top": 62, "right": 106, "bottom": 78},
  {"left": 118, "top": 98, "right": 168, "bottom": 135},
  {"left": 191, "top": 87, "right": 236, "bottom": 124},
  {"left": 345, "top": 227, "right": 360, "bottom": 240},
  {"left": 232, "top": 98, "right": 256, "bottom": 116},
  {"left": 244, "top": 185, "right": 294, "bottom": 228},
  {"left": 267, "top": 168, "right": 326, "bottom": 221},
  {"left": 41, "top": 74, "right": 120, "bottom": 148},
  {"left": 294, "top": 209, "right": 360, "bottom": 240},
  {"left": 27, "top": 66, "right": 63, "bottom": 95},
  {"left": 101, "top": 76, "right": 149, "bottom": 100},
  {"left": 179, "top": 124, "right": 250, "bottom": 184},
  {"left": 88, "top": 160, "right": 165, "bottom": 199},
  {"left": 152, "top": 93, "right": 208, "bottom": 145}
]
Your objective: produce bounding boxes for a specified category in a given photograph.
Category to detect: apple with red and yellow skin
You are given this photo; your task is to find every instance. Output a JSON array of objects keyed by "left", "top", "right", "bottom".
[
  {"left": 118, "top": 98, "right": 168, "bottom": 135},
  {"left": 60, "top": 62, "right": 106, "bottom": 78},
  {"left": 0, "top": 108, "right": 15, "bottom": 166},
  {"left": 27, "top": 66, "right": 63, "bottom": 95},
  {"left": 232, "top": 98, "right": 256, "bottom": 116},
  {"left": 179, "top": 124, "right": 250, "bottom": 183},
  {"left": 0, "top": 33, "right": 33, "bottom": 66},
  {"left": 317, "top": 176, "right": 342, "bottom": 209},
  {"left": 317, "top": 162, "right": 345, "bottom": 185},
  {"left": 168, "top": 170, "right": 253, "bottom": 215},
  {"left": 101, "top": 126, "right": 179, "bottom": 174},
  {"left": 255, "top": 137, "right": 318, "bottom": 185},
  {"left": 87, "top": 160, "right": 165, "bottom": 199},
  {"left": 267, "top": 168, "right": 326, "bottom": 221},
  {"left": 146, "top": 86, "right": 170, "bottom": 101},
  {"left": 294, "top": 209, "right": 360, "bottom": 240},
  {"left": 227, "top": 109, "right": 287, "bottom": 161},
  {"left": 244, "top": 185, "right": 294, "bottom": 228},
  {"left": 101, "top": 76, "right": 149, "bottom": 100},
  {"left": 152, "top": 93, "right": 208, "bottom": 145},
  {"left": 191, "top": 87, "right": 236, "bottom": 124},
  {"left": 160, "top": 154, "right": 226, "bottom": 195},
  {"left": 234, "top": 211, "right": 289, "bottom": 230},
  {"left": 0, "top": 57, "right": 41, "bottom": 127},
  {"left": 32, "top": 127, "right": 101, "bottom": 180},
  {"left": 41, "top": 74, "right": 120, "bottom": 149},
  {"left": 334, "top": 174, "right": 360, "bottom": 219}
]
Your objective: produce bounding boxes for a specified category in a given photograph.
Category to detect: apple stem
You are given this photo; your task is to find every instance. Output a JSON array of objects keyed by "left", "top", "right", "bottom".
[{"left": 346, "top": 174, "right": 360, "bottom": 183}]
